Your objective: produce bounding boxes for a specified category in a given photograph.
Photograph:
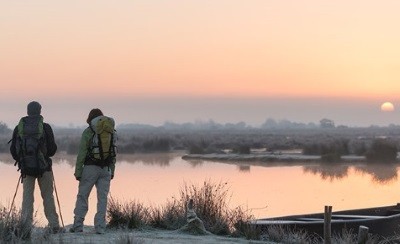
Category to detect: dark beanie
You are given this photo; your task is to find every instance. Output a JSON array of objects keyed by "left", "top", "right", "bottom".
[
  {"left": 27, "top": 101, "right": 42, "bottom": 116},
  {"left": 86, "top": 108, "right": 103, "bottom": 124}
]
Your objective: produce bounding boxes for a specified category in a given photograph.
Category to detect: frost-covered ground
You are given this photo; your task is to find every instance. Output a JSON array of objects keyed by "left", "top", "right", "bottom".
[{"left": 31, "top": 225, "right": 275, "bottom": 244}]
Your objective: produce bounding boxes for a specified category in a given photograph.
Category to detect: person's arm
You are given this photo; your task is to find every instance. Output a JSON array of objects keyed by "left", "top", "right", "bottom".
[
  {"left": 9, "top": 126, "right": 18, "bottom": 161},
  {"left": 74, "top": 128, "right": 92, "bottom": 180},
  {"left": 44, "top": 123, "right": 57, "bottom": 157}
]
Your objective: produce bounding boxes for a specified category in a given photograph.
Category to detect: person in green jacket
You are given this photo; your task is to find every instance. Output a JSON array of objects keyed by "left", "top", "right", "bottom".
[{"left": 70, "top": 108, "right": 116, "bottom": 234}]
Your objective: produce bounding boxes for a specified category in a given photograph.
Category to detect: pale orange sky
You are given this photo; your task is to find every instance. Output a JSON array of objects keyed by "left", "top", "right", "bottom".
[{"left": 1, "top": 1, "right": 400, "bottom": 126}]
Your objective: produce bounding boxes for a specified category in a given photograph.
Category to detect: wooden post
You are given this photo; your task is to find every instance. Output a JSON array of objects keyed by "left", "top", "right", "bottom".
[
  {"left": 357, "top": 225, "right": 369, "bottom": 244},
  {"left": 324, "top": 205, "right": 332, "bottom": 244}
]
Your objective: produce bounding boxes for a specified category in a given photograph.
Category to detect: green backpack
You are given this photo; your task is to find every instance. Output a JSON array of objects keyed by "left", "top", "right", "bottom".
[
  {"left": 87, "top": 116, "right": 117, "bottom": 167},
  {"left": 15, "top": 116, "right": 48, "bottom": 177}
]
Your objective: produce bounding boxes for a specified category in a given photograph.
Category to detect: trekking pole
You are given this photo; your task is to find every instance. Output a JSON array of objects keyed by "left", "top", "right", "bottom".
[
  {"left": 52, "top": 172, "right": 65, "bottom": 228},
  {"left": 7, "top": 175, "right": 22, "bottom": 221}
]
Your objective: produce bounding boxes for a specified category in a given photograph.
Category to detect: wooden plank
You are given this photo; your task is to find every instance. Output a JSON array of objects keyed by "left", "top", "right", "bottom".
[
  {"left": 324, "top": 206, "right": 332, "bottom": 244},
  {"left": 332, "top": 214, "right": 385, "bottom": 219},
  {"left": 253, "top": 220, "right": 314, "bottom": 224},
  {"left": 296, "top": 217, "right": 324, "bottom": 221},
  {"left": 357, "top": 226, "right": 369, "bottom": 244}
]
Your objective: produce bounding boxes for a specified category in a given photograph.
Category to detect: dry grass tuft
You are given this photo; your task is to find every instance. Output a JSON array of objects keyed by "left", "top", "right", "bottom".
[
  {"left": 148, "top": 199, "right": 186, "bottom": 230},
  {"left": 107, "top": 197, "right": 149, "bottom": 229},
  {"left": 179, "top": 181, "right": 231, "bottom": 235},
  {"left": 0, "top": 205, "right": 32, "bottom": 242},
  {"left": 107, "top": 180, "right": 259, "bottom": 239},
  {"left": 265, "top": 225, "right": 321, "bottom": 244}
]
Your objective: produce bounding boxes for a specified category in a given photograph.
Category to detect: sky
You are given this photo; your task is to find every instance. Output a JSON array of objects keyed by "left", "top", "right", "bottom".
[{"left": 1, "top": 1, "right": 400, "bottom": 127}]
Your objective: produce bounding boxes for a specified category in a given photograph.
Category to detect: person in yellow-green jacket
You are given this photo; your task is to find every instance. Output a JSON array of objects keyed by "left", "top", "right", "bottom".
[{"left": 70, "top": 108, "right": 117, "bottom": 234}]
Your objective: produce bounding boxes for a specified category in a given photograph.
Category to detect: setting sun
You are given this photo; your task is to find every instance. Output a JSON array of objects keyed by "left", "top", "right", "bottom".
[{"left": 381, "top": 102, "right": 395, "bottom": 112}]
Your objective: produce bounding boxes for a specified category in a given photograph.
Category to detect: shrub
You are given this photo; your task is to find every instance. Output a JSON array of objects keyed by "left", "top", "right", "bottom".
[
  {"left": 232, "top": 145, "right": 250, "bottom": 154},
  {"left": 365, "top": 139, "right": 398, "bottom": 163},
  {"left": 179, "top": 181, "right": 231, "bottom": 235},
  {"left": 142, "top": 137, "right": 171, "bottom": 152},
  {"left": 178, "top": 180, "right": 256, "bottom": 237},
  {"left": 108, "top": 181, "right": 258, "bottom": 239},
  {"left": 348, "top": 140, "right": 368, "bottom": 156},
  {"left": 230, "top": 206, "right": 261, "bottom": 240},
  {"left": 66, "top": 138, "right": 80, "bottom": 155},
  {"left": 302, "top": 143, "right": 320, "bottom": 155},
  {"left": 188, "top": 144, "right": 205, "bottom": 154},
  {"left": 302, "top": 139, "right": 349, "bottom": 162},
  {"left": 321, "top": 153, "right": 342, "bottom": 163},
  {"left": 0, "top": 206, "right": 31, "bottom": 242},
  {"left": 0, "top": 122, "right": 11, "bottom": 135},
  {"left": 0, "top": 136, "right": 11, "bottom": 153},
  {"left": 118, "top": 141, "right": 137, "bottom": 154},
  {"left": 265, "top": 225, "right": 320, "bottom": 243},
  {"left": 149, "top": 200, "right": 186, "bottom": 230},
  {"left": 107, "top": 197, "right": 149, "bottom": 229}
]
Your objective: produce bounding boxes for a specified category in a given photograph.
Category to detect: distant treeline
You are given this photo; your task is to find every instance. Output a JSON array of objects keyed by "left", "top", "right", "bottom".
[
  {"left": 62, "top": 126, "right": 400, "bottom": 163},
  {"left": 1, "top": 120, "right": 400, "bottom": 163}
]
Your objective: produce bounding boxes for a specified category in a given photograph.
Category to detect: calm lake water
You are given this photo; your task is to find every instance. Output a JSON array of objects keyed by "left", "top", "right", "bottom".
[{"left": 1, "top": 152, "right": 400, "bottom": 227}]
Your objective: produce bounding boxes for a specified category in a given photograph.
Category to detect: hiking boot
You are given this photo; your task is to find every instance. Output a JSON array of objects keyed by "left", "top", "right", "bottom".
[{"left": 69, "top": 227, "right": 83, "bottom": 233}]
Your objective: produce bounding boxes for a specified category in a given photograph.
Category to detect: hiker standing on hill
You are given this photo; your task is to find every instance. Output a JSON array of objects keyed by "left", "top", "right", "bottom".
[
  {"left": 10, "top": 101, "right": 62, "bottom": 237},
  {"left": 70, "top": 108, "right": 117, "bottom": 234}
]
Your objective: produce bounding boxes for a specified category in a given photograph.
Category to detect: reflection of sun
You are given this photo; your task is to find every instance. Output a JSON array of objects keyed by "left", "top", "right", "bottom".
[{"left": 381, "top": 102, "right": 395, "bottom": 112}]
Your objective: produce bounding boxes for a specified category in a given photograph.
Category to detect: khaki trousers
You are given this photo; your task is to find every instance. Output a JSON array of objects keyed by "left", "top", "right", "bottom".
[
  {"left": 21, "top": 171, "right": 60, "bottom": 228},
  {"left": 73, "top": 165, "right": 111, "bottom": 232}
]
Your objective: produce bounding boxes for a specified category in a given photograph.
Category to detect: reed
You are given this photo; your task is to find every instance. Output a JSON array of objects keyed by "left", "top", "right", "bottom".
[
  {"left": 148, "top": 199, "right": 186, "bottom": 230},
  {"left": 107, "top": 197, "right": 149, "bottom": 229},
  {"left": 107, "top": 180, "right": 259, "bottom": 239},
  {"left": 178, "top": 181, "right": 231, "bottom": 235},
  {"left": 0, "top": 205, "right": 32, "bottom": 243},
  {"left": 265, "top": 225, "right": 321, "bottom": 244}
]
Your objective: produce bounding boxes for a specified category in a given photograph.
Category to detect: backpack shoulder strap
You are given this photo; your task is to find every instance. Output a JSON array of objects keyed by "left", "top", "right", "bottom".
[
  {"left": 17, "top": 117, "right": 25, "bottom": 137},
  {"left": 97, "top": 133, "right": 105, "bottom": 161},
  {"left": 38, "top": 117, "right": 44, "bottom": 137},
  {"left": 88, "top": 124, "right": 95, "bottom": 134}
]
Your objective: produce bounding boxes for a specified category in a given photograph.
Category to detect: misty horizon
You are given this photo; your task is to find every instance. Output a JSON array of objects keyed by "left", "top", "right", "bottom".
[
  {"left": 2, "top": 97, "right": 399, "bottom": 129},
  {"left": 2, "top": 1, "right": 400, "bottom": 130}
]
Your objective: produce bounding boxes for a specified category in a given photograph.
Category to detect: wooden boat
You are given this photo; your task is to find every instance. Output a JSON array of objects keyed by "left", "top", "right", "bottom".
[{"left": 253, "top": 204, "right": 400, "bottom": 237}]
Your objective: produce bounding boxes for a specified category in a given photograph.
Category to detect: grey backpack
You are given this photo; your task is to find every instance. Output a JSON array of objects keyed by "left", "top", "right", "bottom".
[{"left": 15, "top": 116, "right": 49, "bottom": 177}]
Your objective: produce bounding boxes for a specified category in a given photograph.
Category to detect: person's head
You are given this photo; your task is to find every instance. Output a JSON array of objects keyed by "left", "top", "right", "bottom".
[
  {"left": 27, "top": 101, "right": 42, "bottom": 116},
  {"left": 86, "top": 108, "right": 103, "bottom": 124}
]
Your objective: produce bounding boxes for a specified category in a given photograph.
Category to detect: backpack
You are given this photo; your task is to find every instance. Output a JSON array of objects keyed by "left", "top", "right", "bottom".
[
  {"left": 87, "top": 116, "right": 117, "bottom": 167},
  {"left": 15, "top": 116, "right": 49, "bottom": 177}
]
